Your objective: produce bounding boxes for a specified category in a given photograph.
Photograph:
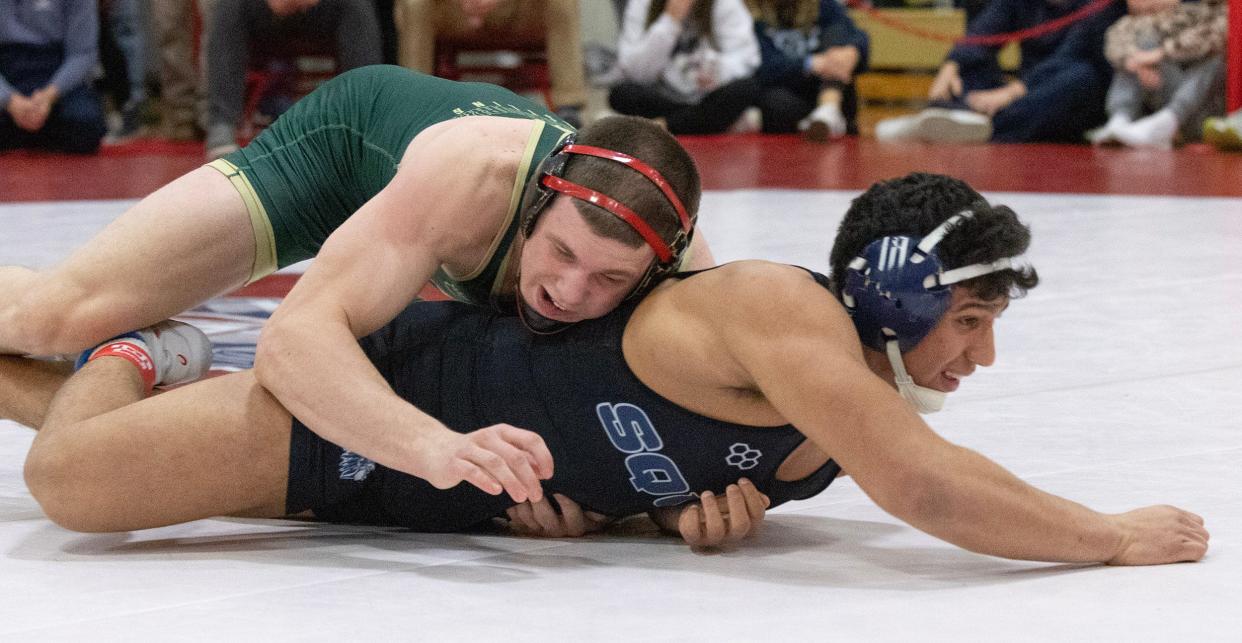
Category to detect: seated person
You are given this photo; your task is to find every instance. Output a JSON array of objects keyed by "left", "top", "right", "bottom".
[
  {"left": 1089, "top": 0, "right": 1227, "bottom": 149},
  {"left": 0, "top": 0, "right": 107, "bottom": 154},
  {"left": 393, "top": 0, "right": 587, "bottom": 127},
  {"left": 1, "top": 173, "right": 1207, "bottom": 565},
  {"left": 877, "top": 0, "right": 1126, "bottom": 144},
  {"left": 609, "top": 0, "right": 762, "bottom": 135},
  {"left": 747, "top": 0, "right": 869, "bottom": 141},
  {"left": 204, "top": 0, "right": 384, "bottom": 159}
]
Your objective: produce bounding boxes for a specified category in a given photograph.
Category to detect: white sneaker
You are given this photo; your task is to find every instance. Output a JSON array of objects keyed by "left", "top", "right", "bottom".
[
  {"left": 799, "top": 103, "right": 847, "bottom": 142},
  {"left": 911, "top": 108, "right": 992, "bottom": 144},
  {"left": 80, "top": 320, "right": 213, "bottom": 388},
  {"left": 728, "top": 107, "right": 762, "bottom": 134},
  {"left": 874, "top": 114, "right": 921, "bottom": 142}
]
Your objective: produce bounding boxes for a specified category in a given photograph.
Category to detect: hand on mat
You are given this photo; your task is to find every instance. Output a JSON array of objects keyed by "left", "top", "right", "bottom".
[
  {"left": 505, "top": 493, "right": 611, "bottom": 538},
  {"left": 420, "top": 424, "right": 554, "bottom": 504},
  {"left": 1105, "top": 505, "right": 1209, "bottom": 565},
  {"left": 676, "top": 478, "right": 770, "bottom": 548}
]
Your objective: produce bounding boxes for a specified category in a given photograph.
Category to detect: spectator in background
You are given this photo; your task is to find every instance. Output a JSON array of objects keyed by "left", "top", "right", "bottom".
[
  {"left": 877, "top": 0, "right": 1126, "bottom": 144},
  {"left": 205, "top": 0, "right": 383, "bottom": 160},
  {"left": 0, "top": 0, "right": 107, "bottom": 154},
  {"left": 748, "top": 0, "right": 869, "bottom": 141},
  {"left": 1203, "top": 107, "right": 1242, "bottom": 151},
  {"left": 1089, "top": 0, "right": 1227, "bottom": 149},
  {"left": 98, "top": 0, "right": 147, "bottom": 140},
  {"left": 152, "top": 0, "right": 220, "bottom": 141},
  {"left": 393, "top": 0, "right": 588, "bottom": 127},
  {"left": 609, "top": 0, "right": 761, "bottom": 135}
]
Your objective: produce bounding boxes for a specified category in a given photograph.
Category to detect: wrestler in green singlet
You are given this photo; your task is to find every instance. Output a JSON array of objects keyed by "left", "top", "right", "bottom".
[{"left": 206, "top": 65, "right": 573, "bottom": 305}]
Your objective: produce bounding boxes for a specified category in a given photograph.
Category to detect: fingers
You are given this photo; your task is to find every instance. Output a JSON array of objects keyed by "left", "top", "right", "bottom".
[
  {"left": 724, "top": 484, "right": 749, "bottom": 542},
  {"left": 506, "top": 501, "right": 539, "bottom": 534},
  {"left": 529, "top": 495, "right": 563, "bottom": 535},
  {"left": 451, "top": 458, "right": 504, "bottom": 496},
  {"left": 465, "top": 428, "right": 548, "bottom": 503},
  {"left": 553, "top": 493, "right": 587, "bottom": 537},
  {"left": 678, "top": 505, "right": 705, "bottom": 547},
  {"left": 700, "top": 490, "right": 726, "bottom": 545},
  {"left": 739, "top": 478, "right": 769, "bottom": 525},
  {"left": 497, "top": 426, "right": 555, "bottom": 480}
]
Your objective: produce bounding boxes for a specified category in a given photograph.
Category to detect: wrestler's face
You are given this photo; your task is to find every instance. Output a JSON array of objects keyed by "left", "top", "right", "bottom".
[
  {"left": 900, "top": 288, "right": 1007, "bottom": 393},
  {"left": 519, "top": 198, "right": 656, "bottom": 323}
]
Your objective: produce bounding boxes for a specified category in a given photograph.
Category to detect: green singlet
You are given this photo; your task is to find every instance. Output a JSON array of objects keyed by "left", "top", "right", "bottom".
[{"left": 206, "top": 65, "right": 573, "bottom": 306}]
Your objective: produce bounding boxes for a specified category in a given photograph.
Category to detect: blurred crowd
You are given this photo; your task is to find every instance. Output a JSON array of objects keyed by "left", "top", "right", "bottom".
[{"left": 0, "top": 0, "right": 1236, "bottom": 156}]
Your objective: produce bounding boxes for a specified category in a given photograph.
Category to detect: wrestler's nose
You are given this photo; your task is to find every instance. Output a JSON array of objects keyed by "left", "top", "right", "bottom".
[{"left": 553, "top": 268, "right": 590, "bottom": 310}]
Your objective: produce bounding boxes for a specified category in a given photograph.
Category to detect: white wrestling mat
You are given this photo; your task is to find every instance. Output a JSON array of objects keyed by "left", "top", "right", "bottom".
[{"left": 2, "top": 191, "right": 1239, "bottom": 640}]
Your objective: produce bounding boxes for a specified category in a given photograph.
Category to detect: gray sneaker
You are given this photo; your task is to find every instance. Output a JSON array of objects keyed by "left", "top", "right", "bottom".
[{"left": 137, "top": 320, "right": 213, "bottom": 386}]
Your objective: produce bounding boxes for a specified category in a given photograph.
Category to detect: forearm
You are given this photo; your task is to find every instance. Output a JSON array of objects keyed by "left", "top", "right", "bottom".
[
  {"left": 903, "top": 446, "right": 1122, "bottom": 563},
  {"left": 254, "top": 313, "right": 449, "bottom": 475}
]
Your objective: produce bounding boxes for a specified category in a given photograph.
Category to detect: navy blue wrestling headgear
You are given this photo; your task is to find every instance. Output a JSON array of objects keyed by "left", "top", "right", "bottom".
[{"left": 842, "top": 210, "right": 1022, "bottom": 353}]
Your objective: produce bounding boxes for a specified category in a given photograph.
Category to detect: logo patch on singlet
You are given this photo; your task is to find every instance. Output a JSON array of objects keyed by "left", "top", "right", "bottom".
[
  {"left": 339, "top": 451, "right": 376, "bottom": 482},
  {"left": 595, "top": 403, "right": 698, "bottom": 508},
  {"left": 726, "top": 443, "right": 762, "bottom": 470}
]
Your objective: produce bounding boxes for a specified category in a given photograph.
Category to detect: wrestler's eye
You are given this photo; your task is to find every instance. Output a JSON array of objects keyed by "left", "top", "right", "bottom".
[{"left": 957, "top": 316, "right": 980, "bottom": 330}]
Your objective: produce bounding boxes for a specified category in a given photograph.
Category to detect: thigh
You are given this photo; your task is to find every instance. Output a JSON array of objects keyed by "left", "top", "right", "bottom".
[
  {"left": 46, "top": 165, "right": 255, "bottom": 326},
  {"left": 29, "top": 371, "right": 293, "bottom": 531}
]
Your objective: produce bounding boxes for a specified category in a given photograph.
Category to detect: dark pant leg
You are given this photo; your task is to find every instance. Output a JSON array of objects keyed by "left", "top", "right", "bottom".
[
  {"left": 206, "top": 0, "right": 267, "bottom": 128},
  {"left": 992, "top": 61, "right": 1109, "bottom": 143},
  {"left": 756, "top": 81, "right": 817, "bottom": 134},
  {"left": 664, "top": 77, "right": 760, "bottom": 135},
  {"left": 324, "top": 0, "right": 384, "bottom": 69},
  {"left": 608, "top": 82, "right": 685, "bottom": 119}
]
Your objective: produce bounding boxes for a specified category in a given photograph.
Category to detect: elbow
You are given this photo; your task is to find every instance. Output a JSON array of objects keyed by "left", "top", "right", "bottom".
[{"left": 253, "top": 319, "right": 297, "bottom": 392}]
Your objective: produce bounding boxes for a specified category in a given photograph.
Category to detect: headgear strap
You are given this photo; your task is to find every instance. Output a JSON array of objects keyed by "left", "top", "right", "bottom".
[
  {"left": 559, "top": 144, "right": 692, "bottom": 235},
  {"left": 540, "top": 175, "right": 674, "bottom": 263}
]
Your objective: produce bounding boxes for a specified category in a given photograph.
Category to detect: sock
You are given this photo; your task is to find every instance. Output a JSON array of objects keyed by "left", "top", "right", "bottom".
[
  {"left": 76, "top": 334, "right": 157, "bottom": 391},
  {"left": 1118, "top": 109, "right": 1178, "bottom": 149}
]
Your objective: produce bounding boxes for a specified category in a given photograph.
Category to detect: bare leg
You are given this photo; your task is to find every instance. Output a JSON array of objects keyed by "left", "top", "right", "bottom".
[
  {"left": 22, "top": 358, "right": 292, "bottom": 532},
  {"left": 0, "top": 166, "right": 254, "bottom": 356}
]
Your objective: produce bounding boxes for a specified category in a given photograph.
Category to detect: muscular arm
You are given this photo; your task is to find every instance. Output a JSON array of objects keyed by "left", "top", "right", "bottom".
[
  {"left": 710, "top": 264, "right": 1190, "bottom": 564},
  {"left": 254, "top": 122, "right": 551, "bottom": 500}
]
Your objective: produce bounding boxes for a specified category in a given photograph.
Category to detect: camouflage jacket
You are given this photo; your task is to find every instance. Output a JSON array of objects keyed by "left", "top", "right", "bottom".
[{"left": 1104, "top": 0, "right": 1227, "bottom": 68}]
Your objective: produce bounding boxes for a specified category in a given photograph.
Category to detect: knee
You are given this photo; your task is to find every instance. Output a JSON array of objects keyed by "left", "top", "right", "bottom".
[{"left": 24, "top": 440, "right": 110, "bottom": 533}]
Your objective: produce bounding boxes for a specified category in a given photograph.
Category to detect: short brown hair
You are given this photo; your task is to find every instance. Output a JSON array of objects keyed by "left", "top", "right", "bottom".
[{"left": 561, "top": 116, "right": 702, "bottom": 251}]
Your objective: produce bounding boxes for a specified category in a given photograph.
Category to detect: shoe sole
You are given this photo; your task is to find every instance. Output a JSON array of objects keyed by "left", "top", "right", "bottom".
[{"left": 916, "top": 110, "right": 992, "bottom": 144}]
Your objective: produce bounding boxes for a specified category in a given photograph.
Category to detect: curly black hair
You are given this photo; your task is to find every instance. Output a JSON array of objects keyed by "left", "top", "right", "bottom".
[{"left": 828, "top": 173, "right": 1039, "bottom": 301}]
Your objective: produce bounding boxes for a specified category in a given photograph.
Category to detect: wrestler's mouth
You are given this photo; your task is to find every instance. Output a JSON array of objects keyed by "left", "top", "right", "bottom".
[
  {"left": 535, "top": 286, "right": 577, "bottom": 321},
  {"left": 941, "top": 371, "right": 969, "bottom": 392}
]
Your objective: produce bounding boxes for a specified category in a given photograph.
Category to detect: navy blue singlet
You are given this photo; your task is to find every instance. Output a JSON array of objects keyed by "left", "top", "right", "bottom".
[{"left": 286, "top": 270, "right": 842, "bottom": 532}]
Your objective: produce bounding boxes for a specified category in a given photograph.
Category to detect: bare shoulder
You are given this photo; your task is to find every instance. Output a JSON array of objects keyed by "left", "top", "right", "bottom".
[
  {"left": 377, "top": 117, "right": 538, "bottom": 255},
  {"left": 667, "top": 260, "right": 850, "bottom": 328}
]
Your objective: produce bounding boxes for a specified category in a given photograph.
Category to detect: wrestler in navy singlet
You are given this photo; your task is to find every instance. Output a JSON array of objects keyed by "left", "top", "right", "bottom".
[{"left": 286, "top": 269, "right": 841, "bottom": 532}]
